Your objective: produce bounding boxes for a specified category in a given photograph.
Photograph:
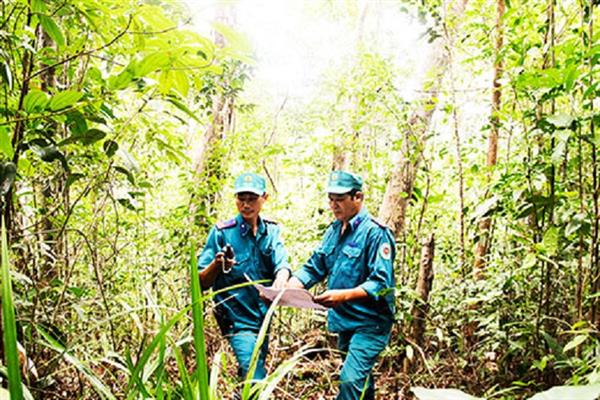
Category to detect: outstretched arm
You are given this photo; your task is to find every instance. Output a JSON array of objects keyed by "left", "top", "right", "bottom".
[{"left": 314, "top": 287, "right": 369, "bottom": 308}]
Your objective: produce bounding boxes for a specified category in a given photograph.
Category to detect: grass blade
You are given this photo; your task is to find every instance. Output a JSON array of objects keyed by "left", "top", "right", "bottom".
[
  {"left": 209, "top": 351, "right": 225, "bottom": 400},
  {"left": 256, "top": 348, "right": 322, "bottom": 400},
  {"left": 0, "top": 366, "right": 34, "bottom": 400},
  {"left": 241, "top": 290, "right": 284, "bottom": 399},
  {"left": 170, "top": 337, "right": 195, "bottom": 400},
  {"left": 36, "top": 326, "right": 116, "bottom": 400},
  {"left": 190, "top": 244, "right": 210, "bottom": 400},
  {"left": 126, "top": 305, "right": 191, "bottom": 395},
  {"left": 1, "top": 216, "right": 23, "bottom": 400}
]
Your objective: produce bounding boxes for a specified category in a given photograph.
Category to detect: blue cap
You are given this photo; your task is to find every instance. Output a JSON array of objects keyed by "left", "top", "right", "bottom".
[
  {"left": 326, "top": 170, "right": 363, "bottom": 194},
  {"left": 234, "top": 173, "right": 266, "bottom": 195}
]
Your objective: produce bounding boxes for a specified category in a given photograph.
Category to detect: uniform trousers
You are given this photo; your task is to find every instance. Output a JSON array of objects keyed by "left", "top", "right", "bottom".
[{"left": 336, "top": 327, "right": 391, "bottom": 400}]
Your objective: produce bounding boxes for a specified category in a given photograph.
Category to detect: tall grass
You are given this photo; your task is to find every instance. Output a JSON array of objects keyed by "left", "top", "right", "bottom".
[
  {"left": 190, "top": 244, "right": 210, "bottom": 400},
  {"left": 36, "top": 241, "right": 314, "bottom": 399},
  {"left": 1, "top": 215, "right": 23, "bottom": 400}
]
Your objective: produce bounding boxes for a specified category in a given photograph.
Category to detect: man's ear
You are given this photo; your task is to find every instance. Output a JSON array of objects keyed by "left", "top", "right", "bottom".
[
  {"left": 354, "top": 191, "right": 364, "bottom": 201},
  {"left": 262, "top": 193, "right": 270, "bottom": 201}
]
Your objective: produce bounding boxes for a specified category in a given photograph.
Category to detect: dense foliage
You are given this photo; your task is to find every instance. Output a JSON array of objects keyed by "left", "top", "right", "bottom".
[{"left": 0, "top": 0, "right": 599, "bottom": 399}]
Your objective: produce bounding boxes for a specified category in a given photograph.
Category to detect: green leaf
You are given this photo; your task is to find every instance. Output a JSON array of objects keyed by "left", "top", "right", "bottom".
[
  {"left": 540, "top": 331, "right": 564, "bottom": 360},
  {"left": 542, "top": 227, "right": 559, "bottom": 256},
  {"left": 546, "top": 113, "right": 574, "bottom": 129},
  {"left": 212, "top": 21, "right": 254, "bottom": 63},
  {"left": 0, "top": 62, "right": 13, "bottom": 91},
  {"left": 30, "top": 0, "right": 47, "bottom": 13},
  {"left": 166, "top": 96, "right": 200, "bottom": 122},
  {"left": 136, "top": 52, "right": 170, "bottom": 77},
  {"left": 114, "top": 166, "right": 135, "bottom": 185},
  {"left": 39, "top": 15, "right": 65, "bottom": 47},
  {"left": 563, "top": 334, "right": 588, "bottom": 353},
  {"left": 158, "top": 69, "right": 172, "bottom": 95},
  {"left": 137, "top": 5, "right": 174, "bottom": 31},
  {"left": 66, "top": 173, "right": 84, "bottom": 188},
  {"left": 528, "top": 385, "right": 600, "bottom": 400},
  {"left": 523, "top": 253, "right": 537, "bottom": 269},
  {"left": 59, "top": 129, "right": 106, "bottom": 146},
  {"left": 108, "top": 67, "right": 135, "bottom": 91},
  {"left": 563, "top": 64, "right": 580, "bottom": 92},
  {"left": 1, "top": 217, "right": 24, "bottom": 400},
  {"left": 411, "top": 388, "right": 483, "bottom": 400},
  {"left": 171, "top": 70, "right": 190, "bottom": 97},
  {"left": 103, "top": 140, "right": 119, "bottom": 158},
  {"left": 0, "top": 127, "right": 14, "bottom": 159},
  {"left": 23, "top": 90, "right": 49, "bottom": 114},
  {"left": 49, "top": 91, "right": 83, "bottom": 111},
  {"left": 78, "top": 129, "right": 106, "bottom": 145}
]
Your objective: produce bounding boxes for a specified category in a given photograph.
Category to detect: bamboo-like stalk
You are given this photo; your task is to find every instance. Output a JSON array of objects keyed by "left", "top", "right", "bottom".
[
  {"left": 190, "top": 244, "right": 210, "bottom": 400},
  {"left": 588, "top": 0, "right": 599, "bottom": 327},
  {"left": 2, "top": 216, "right": 24, "bottom": 399}
]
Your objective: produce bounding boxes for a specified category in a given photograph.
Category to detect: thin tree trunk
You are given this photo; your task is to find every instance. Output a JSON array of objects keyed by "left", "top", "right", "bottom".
[
  {"left": 378, "top": 0, "right": 469, "bottom": 237},
  {"left": 332, "top": 0, "right": 369, "bottom": 171},
  {"left": 473, "top": 0, "right": 505, "bottom": 278},
  {"left": 587, "top": 0, "right": 599, "bottom": 327},
  {"left": 4, "top": 9, "right": 33, "bottom": 236},
  {"left": 403, "top": 233, "right": 435, "bottom": 374},
  {"left": 191, "top": 4, "right": 237, "bottom": 229},
  {"left": 445, "top": 27, "right": 466, "bottom": 272}
]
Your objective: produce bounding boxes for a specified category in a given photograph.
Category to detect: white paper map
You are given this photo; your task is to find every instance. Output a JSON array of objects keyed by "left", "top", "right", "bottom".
[{"left": 254, "top": 283, "right": 327, "bottom": 311}]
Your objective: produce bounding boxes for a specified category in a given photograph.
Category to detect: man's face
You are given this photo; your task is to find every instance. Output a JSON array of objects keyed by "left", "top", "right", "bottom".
[
  {"left": 328, "top": 191, "right": 362, "bottom": 222},
  {"left": 236, "top": 192, "right": 267, "bottom": 221}
]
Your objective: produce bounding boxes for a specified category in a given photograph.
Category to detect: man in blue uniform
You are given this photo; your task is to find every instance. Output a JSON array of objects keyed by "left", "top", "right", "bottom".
[
  {"left": 286, "top": 170, "right": 396, "bottom": 400},
  {"left": 198, "top": 172, "right": 290, "bottom": 382}
]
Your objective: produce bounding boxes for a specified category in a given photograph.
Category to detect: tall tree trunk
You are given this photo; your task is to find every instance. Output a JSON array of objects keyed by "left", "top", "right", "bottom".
[
  {"left": 4, "top": 9, "right": 33, "bottom": 237},
  {"left": 403, "top": 233, "right": 435, "bottom": 374},
  {"left": 473, "top": 0, "right": 505, "bottom": 278},
  {"left": 379, "top": 0, "right": 469, "bottom": 237},
  {"left": 192, "top": 4, "right": 237, "bottom": 229},
  {"left": 587, "top": 0, "right": 599, "bottom": 327},
  {"left": 38, "top": 26, "right": 63, "bottom": 284},
  {"left": 332, "top": 0, "right": 369, "bottom": 171}
]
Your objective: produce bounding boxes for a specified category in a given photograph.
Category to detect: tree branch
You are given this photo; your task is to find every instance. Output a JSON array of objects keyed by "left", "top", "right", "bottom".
[{"left": 27, "top": 15, "right": 133, "bottom": 83}]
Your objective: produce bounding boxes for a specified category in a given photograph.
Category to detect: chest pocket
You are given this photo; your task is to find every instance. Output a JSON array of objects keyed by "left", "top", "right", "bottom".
[
  {"left": 335, "top": 245, "right": 363, "bottom": 287},
  {"left": 320, "top": 245, "right": 336, "bottom": 271}
]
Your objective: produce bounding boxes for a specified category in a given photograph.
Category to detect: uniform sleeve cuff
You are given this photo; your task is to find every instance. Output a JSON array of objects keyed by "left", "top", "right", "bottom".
[
  {"left": 360, "top": 281, "right": 384, "bottom": 301},
  {"left": 293, "top": 269, "right": 316, "bottom": 289},
  {"left": 274, "top": 263, "right": 291, "bottom": 275}
]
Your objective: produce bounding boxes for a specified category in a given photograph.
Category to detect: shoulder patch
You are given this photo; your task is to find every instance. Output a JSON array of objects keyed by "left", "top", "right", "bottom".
[
  {"left": 379, "top": 242, "right": 392, "bottom": 260},
  {"left": 216, "top": 218, "right": 237, "bottom": 230},
  {"left": 370, "top": 217, "right": 388, "bottom": 228}
]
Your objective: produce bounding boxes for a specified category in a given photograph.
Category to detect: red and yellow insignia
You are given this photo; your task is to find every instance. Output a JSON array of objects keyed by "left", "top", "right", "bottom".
[{"left": 379, "top": 243, "right": 391, "bottom": 260}]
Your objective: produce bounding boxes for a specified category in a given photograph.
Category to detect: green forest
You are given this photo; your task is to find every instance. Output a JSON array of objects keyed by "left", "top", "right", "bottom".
[{"left": 0, "top": 0, "right": 599, "bottom": 399}]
